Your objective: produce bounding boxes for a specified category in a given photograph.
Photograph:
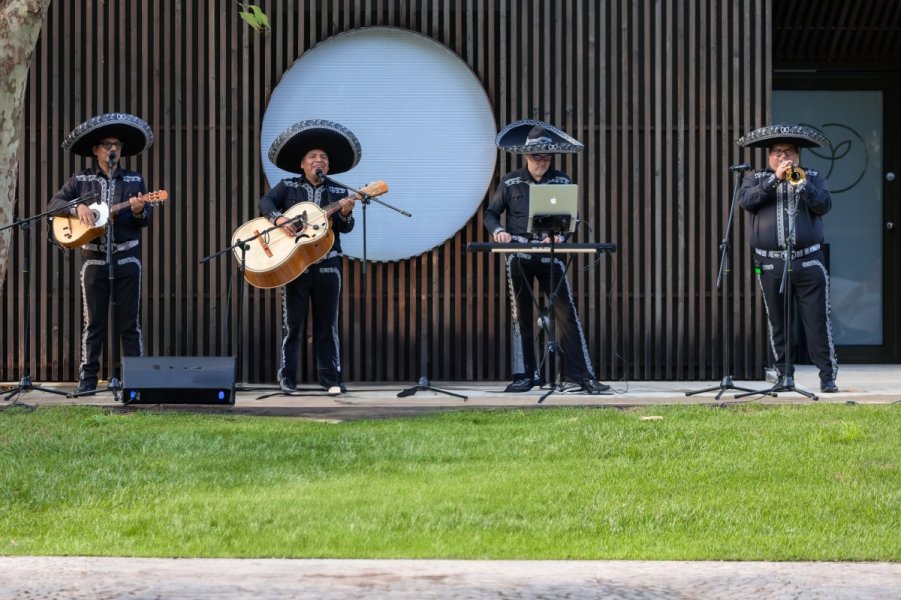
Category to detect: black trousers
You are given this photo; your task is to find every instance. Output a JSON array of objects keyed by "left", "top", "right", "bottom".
[
  {"left": 755, "top": 249, "right": 838, "bottom": 382},
  {"left": 79, "top": 249, "right": 144, "bottom": 384},
  {"left": 505, "top": 252, "right": 595, "bottom": 383},
  {"left": 278, "top": 256, "right": 343, "bottom": 389}
]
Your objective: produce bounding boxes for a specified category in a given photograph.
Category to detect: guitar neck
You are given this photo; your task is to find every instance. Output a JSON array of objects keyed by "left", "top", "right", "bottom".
[
  {"left": 320, "top": 181, "right": 387, "bottom": 217},
  {"left": 109, "top": 197, "right": 140, "bottom": 214},
  {"left": 321, "top": 193, "right": 362, "bottom": 217},
  {"left": 107, "top": 190, "right": 166, "bottom": 215},
  {"left": 322, "top": 201, "right": 345, "bottom": 218}
]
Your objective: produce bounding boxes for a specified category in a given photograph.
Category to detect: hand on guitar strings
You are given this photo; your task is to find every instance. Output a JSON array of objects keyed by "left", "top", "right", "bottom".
[
  {"left": 275, "top": 215, "right": 298, "bottom": 237},
  {"left": 76, "top": 203, "right": 97, "bottom": 227}
]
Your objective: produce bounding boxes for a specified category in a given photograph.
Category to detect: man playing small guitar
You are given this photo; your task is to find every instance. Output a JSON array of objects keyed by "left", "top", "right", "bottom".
[
  {"left": 47, "top": 113, "right": 156, "bottom": 395},
  {"left": 259, "top": 119, "right": 363, "bottom": 396}
]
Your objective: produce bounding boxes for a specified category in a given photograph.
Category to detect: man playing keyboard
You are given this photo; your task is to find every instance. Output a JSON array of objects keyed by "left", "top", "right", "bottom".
[{"left": 484, "top": 120, "right": 609, "bottom": 394}]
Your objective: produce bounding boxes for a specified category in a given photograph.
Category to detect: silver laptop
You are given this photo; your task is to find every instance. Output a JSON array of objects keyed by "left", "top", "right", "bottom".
[{"left": 527, "top": 184, "right": 578, "bottom": 234}]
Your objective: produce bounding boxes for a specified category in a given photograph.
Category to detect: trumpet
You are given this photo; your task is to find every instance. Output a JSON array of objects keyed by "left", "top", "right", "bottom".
[{"left": 785, "top": 165, "right": 806, "bottom": 186}]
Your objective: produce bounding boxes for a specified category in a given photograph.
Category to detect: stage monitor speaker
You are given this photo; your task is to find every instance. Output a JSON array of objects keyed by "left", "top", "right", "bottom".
[{"left": 122, "top": 356, "right": 237, "bottom": 405}]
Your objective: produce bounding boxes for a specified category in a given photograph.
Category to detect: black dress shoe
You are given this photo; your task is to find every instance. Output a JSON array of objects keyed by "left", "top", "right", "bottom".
[
  {"left": 581, "top": 379, "right": 611, "bottom": 394},
  {"left": 820, "top": 379, "right": 839, "bottom": 393},
  {"left": 504, "top": 378, "right": 535, "bottom": 393},
  {"left": 74, "top": 381, "right": 97, "bottom": 395},
  {"left": 279, "top": 379, "right": 297, "bottom": 394}
]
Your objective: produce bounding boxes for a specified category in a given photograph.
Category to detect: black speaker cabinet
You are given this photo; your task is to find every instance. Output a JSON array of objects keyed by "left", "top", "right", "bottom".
[{"left": 122, "top": 356, "right": 237, "bottom": 405}]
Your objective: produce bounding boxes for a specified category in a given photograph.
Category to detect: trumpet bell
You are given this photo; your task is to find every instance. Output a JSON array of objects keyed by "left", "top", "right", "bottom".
[{"left": 786, "top": 166, "right": 806, "bottom": 186}]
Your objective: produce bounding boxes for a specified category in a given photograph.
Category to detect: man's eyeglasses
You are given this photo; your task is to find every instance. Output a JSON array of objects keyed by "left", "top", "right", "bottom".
[
  {"left": 99, "top": 141, "right": 123, "bottom": 150},
  {"left": 770, "top": 148, "right": 796, "bottom": 157},
  {"left": 529, "top": 154, "right": 552, "bottom": 161}
]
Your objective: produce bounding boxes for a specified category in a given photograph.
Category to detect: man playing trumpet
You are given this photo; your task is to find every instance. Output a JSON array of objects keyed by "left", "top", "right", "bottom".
[{"left": 737, "top": 124, "right": 838, "bottom": 394}]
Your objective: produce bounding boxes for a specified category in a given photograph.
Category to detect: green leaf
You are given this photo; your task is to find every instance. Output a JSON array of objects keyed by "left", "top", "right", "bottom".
[
  {"left": 249, "top": 5, "right": 270, "bottom": 29},
  {"left": 238, "top": 11, "right": 261, "bottom": 31}
]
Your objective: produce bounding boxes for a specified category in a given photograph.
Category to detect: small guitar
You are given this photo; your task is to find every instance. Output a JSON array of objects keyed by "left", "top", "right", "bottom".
[
  {"left": 52, "top": 190, "right": 168, "bottom": 249},
  {"left": 232, "top": 180, "right": 388, "bottom": 289}
]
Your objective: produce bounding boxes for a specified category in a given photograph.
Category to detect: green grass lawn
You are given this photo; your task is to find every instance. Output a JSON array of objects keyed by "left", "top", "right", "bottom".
[{"left": 1, "top": 403, "right": 898, "bottom": 560}]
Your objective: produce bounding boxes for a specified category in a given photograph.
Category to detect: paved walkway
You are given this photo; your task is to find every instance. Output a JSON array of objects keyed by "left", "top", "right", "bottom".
[
  {"left": 0, "top": 557, "right": 899, "bottom": 598},
  {"left": 2, "top": 365, "right": 899, "bottom": 598}
]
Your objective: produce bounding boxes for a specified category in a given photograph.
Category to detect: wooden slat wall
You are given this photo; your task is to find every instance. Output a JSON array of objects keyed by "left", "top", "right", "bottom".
[{"left": 2, "top": 0, "right": 771, "bottom": 384}]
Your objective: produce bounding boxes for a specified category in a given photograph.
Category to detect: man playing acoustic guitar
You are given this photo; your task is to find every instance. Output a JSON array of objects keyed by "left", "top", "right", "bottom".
[
  {"left": 260, "top": 120, "right": 360, "bottom": 396},
  {"left": 48, "top": 113, "right": 156, "bottom": 395}
]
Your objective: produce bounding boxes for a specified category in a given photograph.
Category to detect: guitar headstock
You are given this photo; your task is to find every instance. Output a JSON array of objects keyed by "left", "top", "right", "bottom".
[
  {"left": 358, "top": 180, "right": 388, "bottom": 198},
  {"left": 142, "top": 190, "right": 168, "bottom": 204}
]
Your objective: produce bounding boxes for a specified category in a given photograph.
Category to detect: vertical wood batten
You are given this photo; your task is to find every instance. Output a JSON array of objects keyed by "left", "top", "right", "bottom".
[{"left": 6, "top": 0, "right": 773, "bottom": 384}]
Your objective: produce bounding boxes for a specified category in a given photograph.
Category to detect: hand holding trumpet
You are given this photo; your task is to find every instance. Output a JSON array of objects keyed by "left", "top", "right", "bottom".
[
  {"left": 776, "top": 158, "right": 806, "bottom": 186},
  {"left": 775, "top": 158, "right": 794, "bottom": 181}
]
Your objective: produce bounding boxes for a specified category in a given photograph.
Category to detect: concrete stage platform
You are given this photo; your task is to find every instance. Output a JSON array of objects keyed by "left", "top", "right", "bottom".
[{"left": 4, "top": 364, "right": 899, "bottom": 419}]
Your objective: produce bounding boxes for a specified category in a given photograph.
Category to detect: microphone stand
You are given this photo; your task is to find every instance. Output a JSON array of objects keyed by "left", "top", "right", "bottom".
[
  {"left": 737, "top": 184, "right": 818, "bottom": 401},
  {"left": 200, "top": 218, "right": 292, "bottom": 394},
  {"left": 686, "top": 166, "right": 757, "bottom": 399},
  {"left": 537, "top": 221, "right": 576, "bottom": 404},
  {"left": 73, "top": 156, "right": 123, "bottom": 400},
  {"left": 0, "top": 198, "right": 95, "bottom": 409},
  {"left": 316, "top": 171, "right": 411, "bottom": 294},
  {"left": 315, "top": 172, "right": 458, "bottom": 400}
]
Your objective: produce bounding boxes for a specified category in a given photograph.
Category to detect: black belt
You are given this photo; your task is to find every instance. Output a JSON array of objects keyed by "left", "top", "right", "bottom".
[
  {"left": 83, "top": 239, "right": 139, "bottom": 254},
  {"left": 754, "top": 243, "right": 821, "bottom": 260}
]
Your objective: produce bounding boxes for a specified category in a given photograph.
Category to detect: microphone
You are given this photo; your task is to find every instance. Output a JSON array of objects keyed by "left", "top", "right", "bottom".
[
  {"left": 315, "top": 169, "right": 327, "bottom": 180},
  {"left": 729, "top": 163, "right": 752, "bottom": 172}
]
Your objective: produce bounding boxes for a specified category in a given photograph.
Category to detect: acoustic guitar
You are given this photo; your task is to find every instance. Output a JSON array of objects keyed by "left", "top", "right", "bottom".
[
  {"left": 51, "top": 190, "right": 168, "bottom": 249},
  {"left": 232, "top": 180, "right": 388, "bottom": 289}
]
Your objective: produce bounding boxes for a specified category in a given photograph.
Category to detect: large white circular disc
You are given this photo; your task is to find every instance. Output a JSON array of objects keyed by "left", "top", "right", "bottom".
[{"left": 261, "top": 27, "right": 497, "bottom": 262}]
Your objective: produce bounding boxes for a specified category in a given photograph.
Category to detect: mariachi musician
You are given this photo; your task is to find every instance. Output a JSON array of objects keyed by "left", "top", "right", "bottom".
[
  {"left": 737, "top": 123, "right": 839, "bottom": 394},
  {"left": 48, "top": 113, "right": 155, "bottom": 395},
  {"left": 484, "top": 120, "right": 608, "bottom": 394},
  {"left": 259, "top": 120, "right": 360, "bottom": 396}
]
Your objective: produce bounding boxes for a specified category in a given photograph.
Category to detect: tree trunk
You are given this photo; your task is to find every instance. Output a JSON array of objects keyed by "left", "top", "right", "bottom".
[{"left": 0, "top": 0, "right": 51, "bottom": 297}]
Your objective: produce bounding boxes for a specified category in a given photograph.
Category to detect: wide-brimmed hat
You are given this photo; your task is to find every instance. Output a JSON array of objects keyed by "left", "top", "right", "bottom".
[
  {"left": 737, "top": 123, "right": 830, "bottom": 149},
  {"left": 268, "top": 119, "right": 362, "bottom": 175},
  {"left": 495, "top": 119, "right": 584, "bottom": 154},
  {"left": 61, "top": 113, "right": 154, "bottom": 157}
]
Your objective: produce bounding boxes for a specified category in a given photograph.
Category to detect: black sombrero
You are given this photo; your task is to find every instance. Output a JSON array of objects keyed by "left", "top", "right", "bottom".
[
  {"left": 737, "top": 123, "right": 830, "bottom": 149},
  {"left": 268, "top": 119, "right": 362, "bottom": 175},
  {"left": 495, "top": 119, "right": 584, "bottom": 154},
  {"left": 61, "top": 113, "right": 154, "bottom": 157}
]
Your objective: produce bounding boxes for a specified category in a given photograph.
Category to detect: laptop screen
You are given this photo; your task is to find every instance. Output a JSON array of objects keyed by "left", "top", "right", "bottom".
[{"left": 527, "top": 184, "right": 578, "bottom": 234}]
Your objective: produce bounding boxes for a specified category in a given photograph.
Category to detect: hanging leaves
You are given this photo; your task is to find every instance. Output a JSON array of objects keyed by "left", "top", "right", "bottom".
[{"left": 237, "top": 3, "right": 270, "bottom": 32}]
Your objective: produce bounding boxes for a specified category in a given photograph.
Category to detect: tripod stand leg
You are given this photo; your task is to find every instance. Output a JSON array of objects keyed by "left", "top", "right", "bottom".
[
  {"left": 538, "top": 386, "right": 556, "bottom": 404},
  {"left": 737, "top": 376, "right": 817, "bottom": 401},
  {"left": 397, "top": 378, "right": 468, "bottom": 401},
  {"left": 685, "top": 376, "right": 758, "bottom": 399},
  {"left": 2, "top": 373, "right": 68, "bottom": 407}
]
